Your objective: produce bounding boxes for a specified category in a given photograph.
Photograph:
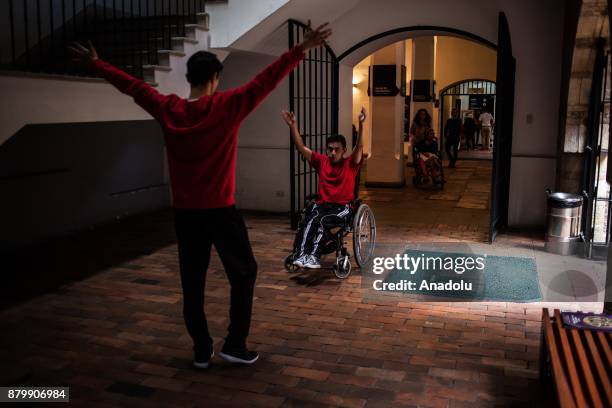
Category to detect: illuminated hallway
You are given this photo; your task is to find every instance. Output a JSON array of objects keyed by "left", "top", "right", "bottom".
[{"left": 360, "top": 159, "right": 491, "bottom": 243}]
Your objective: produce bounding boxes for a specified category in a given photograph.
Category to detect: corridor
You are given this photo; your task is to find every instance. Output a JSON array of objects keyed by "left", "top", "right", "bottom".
[{"left": 361, "top": 159, "right": 491, "bottom": 243}]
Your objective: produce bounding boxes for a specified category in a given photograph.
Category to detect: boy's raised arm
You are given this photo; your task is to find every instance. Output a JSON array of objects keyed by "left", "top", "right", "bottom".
[
  {"left": 351, "top": 107, "right": 366, "bottom": 165},
  {"left": 281, "top": 110, "right": 312, "bottom": 162}
]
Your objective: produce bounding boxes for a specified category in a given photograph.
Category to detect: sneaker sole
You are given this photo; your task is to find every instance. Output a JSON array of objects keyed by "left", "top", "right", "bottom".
[
  {"left": 304, "top": 264, "right": 321, "bottom": 269},
  {"left": 218, "top": 351, "right": 259, "bottom": 365},
  {"left": 193, "top": 351, "right": 214, "bottom": 369}
]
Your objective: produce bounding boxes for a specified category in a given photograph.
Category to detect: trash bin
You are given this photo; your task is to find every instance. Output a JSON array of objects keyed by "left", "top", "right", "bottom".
[{"left": 544, "top": 189, "right": 583, "bottom": 255}]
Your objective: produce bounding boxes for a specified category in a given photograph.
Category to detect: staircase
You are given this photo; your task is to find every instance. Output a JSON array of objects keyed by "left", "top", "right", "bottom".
[
  {"left": 0, "top": 1, "right": 229, "bottom": 146},
  {"left": 1, "top": 1, "right": 217, "bottom": 88}
]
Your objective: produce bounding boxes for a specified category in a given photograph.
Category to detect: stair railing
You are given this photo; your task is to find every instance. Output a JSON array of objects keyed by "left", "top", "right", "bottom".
[{"left": 1, "top": 0, "right": 206, "bottom": 79}]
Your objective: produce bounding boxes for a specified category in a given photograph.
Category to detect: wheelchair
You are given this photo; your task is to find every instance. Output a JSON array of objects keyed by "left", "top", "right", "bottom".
[
  {"left": 411, "top": 140, "right": 445, "bottom": 188},
  {"left": 284, "top": 195, "right": 376, "bottom": 279}
]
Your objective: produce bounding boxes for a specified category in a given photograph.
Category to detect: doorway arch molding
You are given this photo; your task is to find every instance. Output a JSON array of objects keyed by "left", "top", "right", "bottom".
[
  {"left": 332, "top": 17, "right": 513, "bottom": 243},
  {"left": 336, "top": 25, "right": 497, "bottom": 63},
  {"left": 439, "top": 78, "right": 496, "bottom": 96}
]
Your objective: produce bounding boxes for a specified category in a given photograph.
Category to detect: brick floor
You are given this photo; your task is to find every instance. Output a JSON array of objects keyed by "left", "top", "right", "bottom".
[{"left": 0, "top": 160, "right": 602, "bottom": 407}]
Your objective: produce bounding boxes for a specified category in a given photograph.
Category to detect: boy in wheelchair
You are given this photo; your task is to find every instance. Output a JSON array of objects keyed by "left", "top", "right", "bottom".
[
  {"left": 281, "top": 107, "right": 366, "bottom": 269},
  {"left": 413, "top": 128, "right": 444, "bottom": 185}
]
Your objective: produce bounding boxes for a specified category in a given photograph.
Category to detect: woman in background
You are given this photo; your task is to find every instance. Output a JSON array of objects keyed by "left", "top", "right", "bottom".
[{"left": 408, "top": 109, "right": 433, "bottom": 145}]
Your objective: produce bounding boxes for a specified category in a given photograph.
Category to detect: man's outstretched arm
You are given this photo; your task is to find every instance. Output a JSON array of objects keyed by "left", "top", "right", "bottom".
[
  {"left": 69, "top": 41, "right": 167, "bottom": 120},
  {"left": 281, "top": 110, "right": 312, "bottom": 162},
  {"left": 227, "top": 21, "right": 332, "bottom": 120}
]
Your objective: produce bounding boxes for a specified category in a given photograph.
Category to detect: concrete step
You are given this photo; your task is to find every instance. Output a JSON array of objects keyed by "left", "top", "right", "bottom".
[
  {"left": 170, "top": 36, "right": 199, "bottom": 52},
  {"left": 196, "top": 12, "right": 210, "bottom": 29},
  {"left": 184, "top": 24, "right": 209, "bottom": 40},
  {"left": 142, "top": 64, "right": 171, "bottom": 84},
  {"left": 157, "top": 49, "right": 186, "bottom": 67}
]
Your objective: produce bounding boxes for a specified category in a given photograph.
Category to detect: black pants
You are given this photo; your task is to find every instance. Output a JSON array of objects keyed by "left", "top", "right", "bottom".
[
  {"left": 295, "top": 202, "right": 351, "bottom": 257},
  {"left": 445, "top": 136, "right": 460, "bottom": 167},
  {"left": 465, "top": 132, "right": 475, "bottom": 150},
  {"left": 173, "top": 206, "right": 257, "bottom": 354}
]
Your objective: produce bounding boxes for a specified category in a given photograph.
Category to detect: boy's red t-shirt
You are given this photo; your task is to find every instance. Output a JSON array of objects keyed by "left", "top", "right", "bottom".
[{"left": 309, "top": 152, "right": 361, "bottom": 205}]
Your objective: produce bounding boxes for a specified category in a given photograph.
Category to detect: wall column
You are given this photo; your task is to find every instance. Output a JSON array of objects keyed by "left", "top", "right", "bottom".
[
  {"left": 410, "top": 37, "right": 437, "bottom": 136},
  {"left": 366, "top": 42, "right": 406, "bottom": 186}
]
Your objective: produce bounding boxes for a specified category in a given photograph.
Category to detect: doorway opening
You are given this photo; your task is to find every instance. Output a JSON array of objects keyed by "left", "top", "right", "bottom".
[
  {"left": 349, "top": 36, "right": 498, "bottom": 242},
  {"left": 288, "top": 17, "right": 515, "bottom": 243},
  {"left": 439, "top": 79, "right": 496, "bottom": 160}
]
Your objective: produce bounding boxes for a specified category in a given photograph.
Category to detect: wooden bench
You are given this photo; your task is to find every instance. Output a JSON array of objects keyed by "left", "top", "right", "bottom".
[{"left": 540, "top": 309, "right": 612, "bottom": 407}]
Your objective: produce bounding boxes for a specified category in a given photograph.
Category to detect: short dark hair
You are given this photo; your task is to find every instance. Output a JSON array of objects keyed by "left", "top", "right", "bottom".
[
  {"left": 186, "top": 51, "right": 223, "bottom": 87},
  {"left": 326, "top": 134, "right": 347, "bottom": 149}
]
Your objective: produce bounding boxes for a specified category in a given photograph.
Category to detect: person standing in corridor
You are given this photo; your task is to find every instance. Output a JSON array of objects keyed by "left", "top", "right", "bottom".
[
  {"left": 444, "top": 108, "right": 462, "bottom": 168},
  {"left": 463, "top": 113, "right": 476, "bottom": 150},
  {"left": 479, "top": 109, "right": 495, "bottom": 151},
  {"left": 69, "top": 21, "right": 332, "bottom": 369}
]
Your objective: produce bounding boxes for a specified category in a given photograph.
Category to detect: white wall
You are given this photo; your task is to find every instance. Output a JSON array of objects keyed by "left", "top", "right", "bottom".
[
  {"left": 434, "top": 36, "right": 497, "bottom": 92},
  {"left": 339, "top": 64, "right": 354, "bottom": 150},
  {"left": 208, "top": 0, "right": 290, "bottom": 49},
  {"left": 0, "top": 26, "right": 208, "bottom": 148},
  {"left": 0, "top": 74, "right": 152, "bottom": 146},
  {"left": 217, "top": 50, "right": 292, "bottom": 212}
]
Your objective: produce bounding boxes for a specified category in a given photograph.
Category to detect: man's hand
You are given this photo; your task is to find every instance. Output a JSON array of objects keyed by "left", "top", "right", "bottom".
[
  {"left": 68, "top": 40, "right": 99, "bottom": 65},
  {"left": 298, "top": 21, "right": 332, "bottom": 53},
  {"left": 359, "top": 107, "right": 367, "bottom": 123},
  {"left": 281, "top": 110, "right": 297, "bottom": 128}
]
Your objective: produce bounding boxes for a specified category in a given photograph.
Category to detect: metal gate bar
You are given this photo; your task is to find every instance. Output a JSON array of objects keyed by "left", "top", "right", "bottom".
[
  {"left": 582, "top": 39, "right": 611, "bottom": 245},
  {"left": 288, "top": 19, "right": 338, "bottom": 229}
]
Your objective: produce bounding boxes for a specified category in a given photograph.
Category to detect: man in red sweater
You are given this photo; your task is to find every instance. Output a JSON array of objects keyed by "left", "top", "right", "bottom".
[
  {"left": 281, "top": 107, "right": 366, "bottom": 269},
  {"left": 69, "top": 22, "right": 331, "bottom": 368}
]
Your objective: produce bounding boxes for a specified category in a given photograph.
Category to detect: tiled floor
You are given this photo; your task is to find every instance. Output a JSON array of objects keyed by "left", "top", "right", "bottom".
[{"left": 0, "top": 159, "right": 605, "bottom": 407}]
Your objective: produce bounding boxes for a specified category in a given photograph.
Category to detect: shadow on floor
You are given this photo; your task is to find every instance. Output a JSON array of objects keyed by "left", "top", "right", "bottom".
[
  {"left": 289, "top": 267, "right": 345, "bottom": 287},
  {"left": 1, "top": 208, "right": 176, "bottom": 309}
]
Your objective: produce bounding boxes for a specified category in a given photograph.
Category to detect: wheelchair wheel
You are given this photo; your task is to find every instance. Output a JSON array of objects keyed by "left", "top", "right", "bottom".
[
  {"left": 284, "top": 254, "right": 299, "bottom": 273},
  {"left": 333, "top": 254, "right": 352, "bottom": 279},
  {"left": 353, "top": 204, "right": 376, "bottom": 267}
]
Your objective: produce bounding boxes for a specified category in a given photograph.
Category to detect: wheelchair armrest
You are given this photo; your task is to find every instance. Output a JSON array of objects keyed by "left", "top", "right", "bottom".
[{"left": 301, "top": 194, "right": 320, "bottom": 215}]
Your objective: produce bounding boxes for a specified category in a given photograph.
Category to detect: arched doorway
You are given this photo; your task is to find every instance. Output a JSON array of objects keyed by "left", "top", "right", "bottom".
[
  {"left": 289, "top": 15, "right": 515, "bottom": 242},
  {"left": 439, "top": 79, "right": 496, "bottom": 155}
]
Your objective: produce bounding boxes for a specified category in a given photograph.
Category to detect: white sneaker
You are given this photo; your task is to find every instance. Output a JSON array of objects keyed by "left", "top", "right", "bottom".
[
  {"left": 303, "top": 255, "right": 321, "bottom": 269},
  {"left": 293, "top": 255, "right": 307, "bottom": 267}
]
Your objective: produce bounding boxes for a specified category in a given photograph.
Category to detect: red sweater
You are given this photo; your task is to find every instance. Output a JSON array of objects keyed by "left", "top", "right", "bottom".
[{"left": 92, "top": 46, "right": 304, "bottom": 209}]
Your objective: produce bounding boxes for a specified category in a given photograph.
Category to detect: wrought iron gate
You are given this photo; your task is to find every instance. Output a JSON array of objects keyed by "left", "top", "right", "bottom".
[
  {"left": 288, "top": 19, "right": 339, "bottom": 229},
  {"left": 582, "top": 40, "right": 611, "bottom": 246}
]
